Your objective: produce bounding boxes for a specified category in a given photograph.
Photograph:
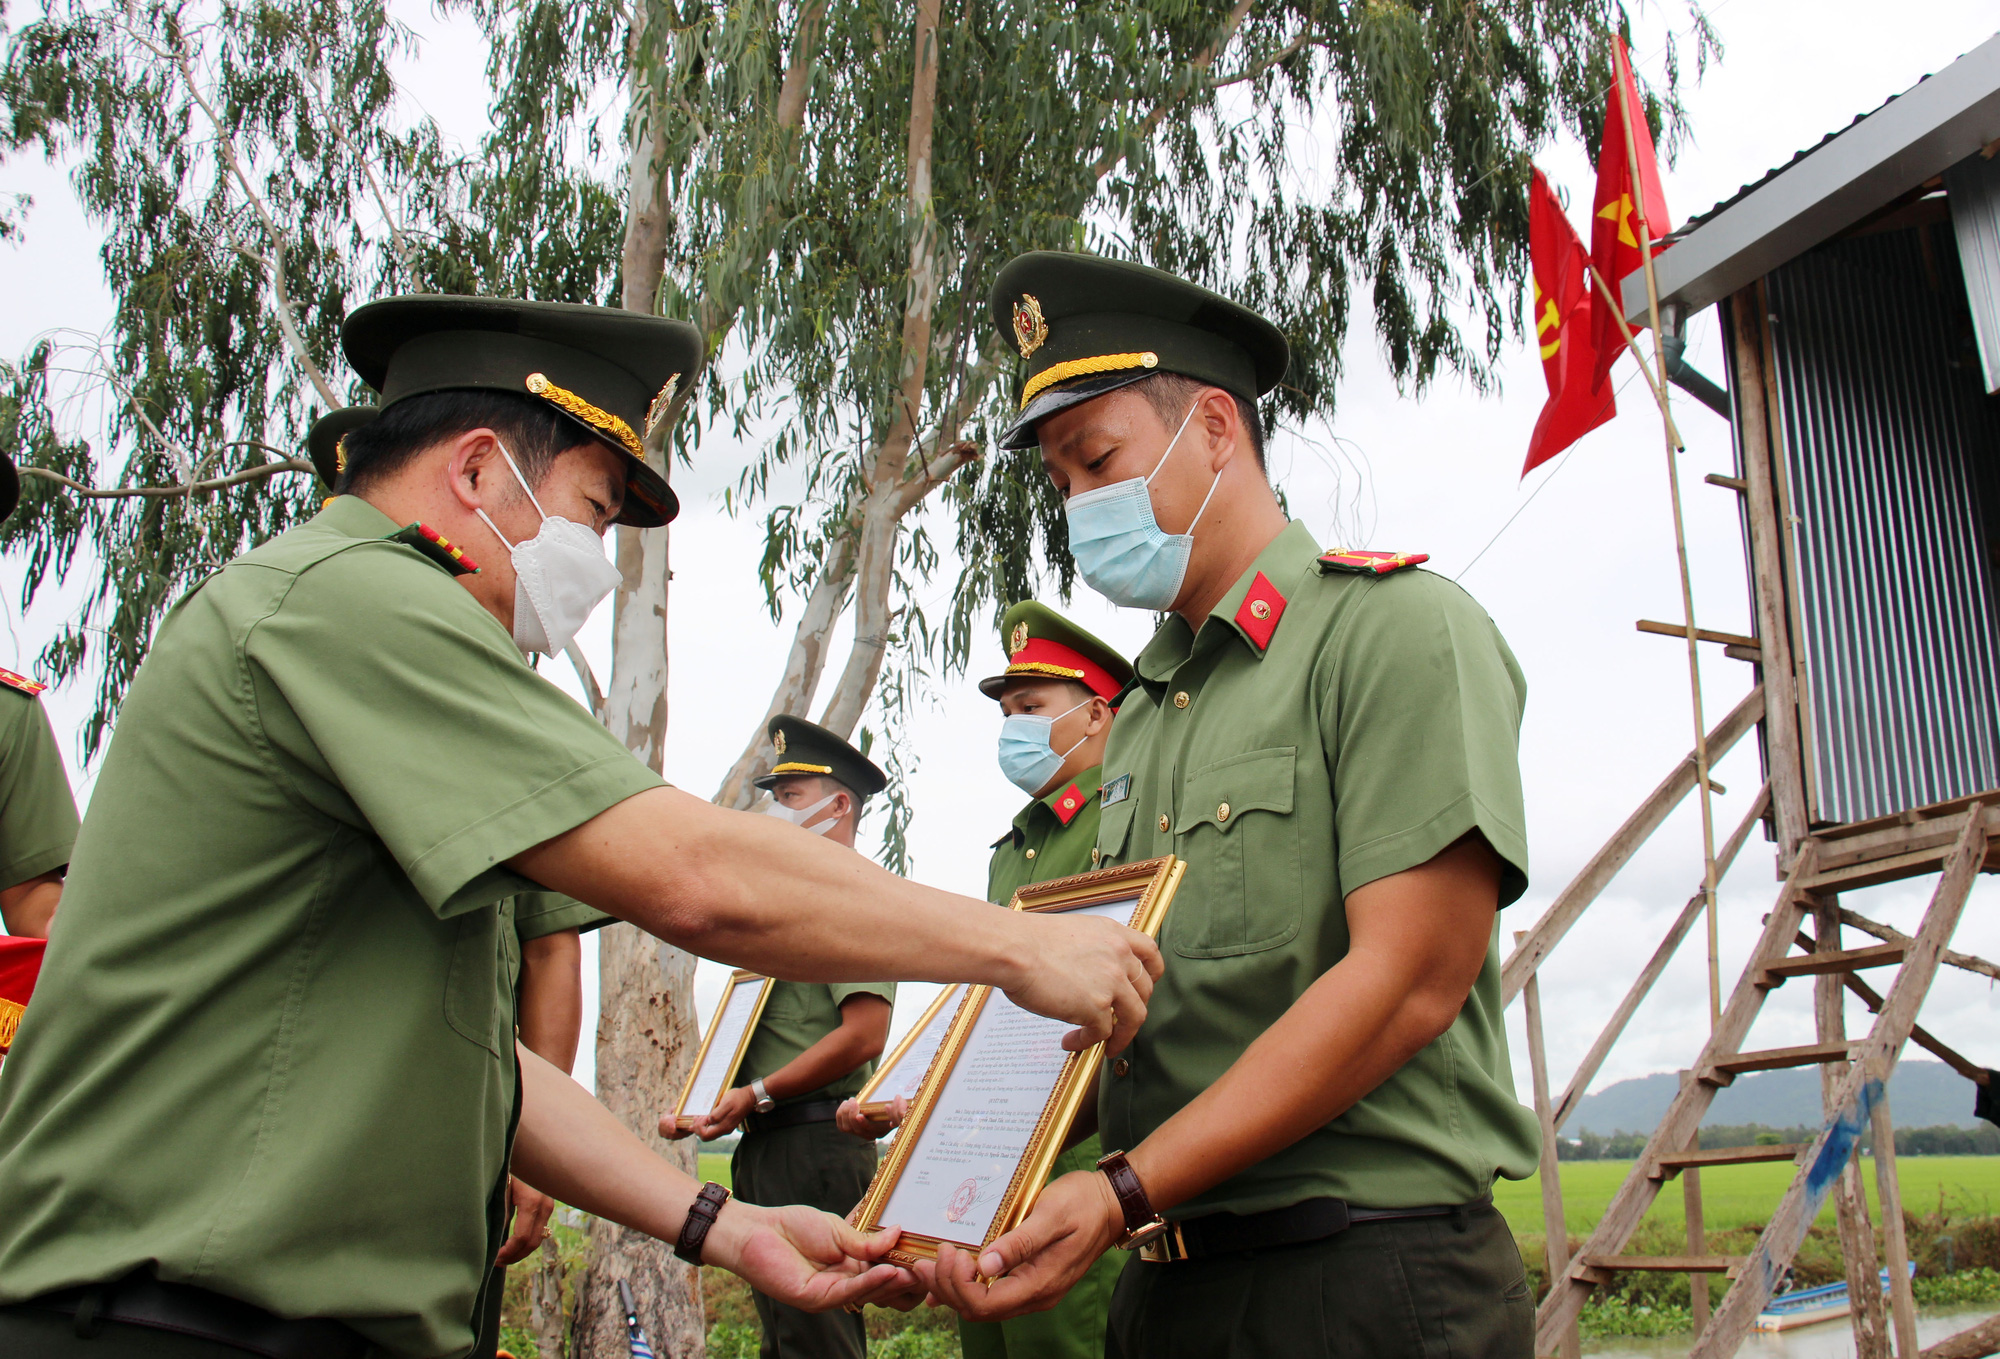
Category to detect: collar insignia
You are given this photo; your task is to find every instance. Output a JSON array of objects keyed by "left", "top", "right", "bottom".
[
  {"left": 1009, "top": 621, "right": 1029, "bottom": 656},
  {"left": 1013, "top": 294, "right": 1048, "bottom": 359},
  {"left": 1234, "top": 571, "right": 1287, "bottom": 650},
  {"left": 643, "top": 375, "right": 681, "bottom": 442},
  {"left": 772, "top": 729, "right": 787, "bottom": 757}
]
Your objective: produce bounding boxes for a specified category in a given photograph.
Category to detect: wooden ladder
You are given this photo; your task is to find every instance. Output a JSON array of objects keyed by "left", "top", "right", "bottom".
[{"left": 1534, "top": 804, "right": 1989, "bottom": 1358}]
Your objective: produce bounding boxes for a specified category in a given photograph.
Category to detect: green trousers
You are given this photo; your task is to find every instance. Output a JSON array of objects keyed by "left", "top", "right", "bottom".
[
  {"left": 958, "top": 1135, "right": 1118, "bottom": 1359},
  {"left": 732, "top": 1117, "right": 880, "bottom": 1359},
  {"left": 1105, "top": 1203, "right": 1533, "bottom": 1359},
  {"left": 0, "top": 1308, "right": 260, "bottom": 1357}
]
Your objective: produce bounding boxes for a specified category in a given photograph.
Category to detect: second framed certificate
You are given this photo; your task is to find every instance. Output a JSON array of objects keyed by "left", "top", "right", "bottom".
[
  {"left": 855, "top": 984, "right": 962, "bottom": 1118},
  {"left": 669, "top": 968, "right": 774, "bottom": 1131},
  {"left": 852, "top": 856, "right": 1182, "bottom": 1264}
]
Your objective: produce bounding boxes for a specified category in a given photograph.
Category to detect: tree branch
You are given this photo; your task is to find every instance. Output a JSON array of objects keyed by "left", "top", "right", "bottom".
[
  {"left": 1838, "top": 907, "right": 2000, "bottom": 985},
  {"left": 21, "top": 457, "right": 315, "bottom": 500},
  {"left": 141, "top": 26, "right": 342, "bottom": 410},
  {"left": 311, "top": 74, "right": 416, "bottom": 279},
  {"left": 1087, "top": 0, "right": 1256, "bottom": 182},
  {"left": 1209, "top": 30, "right": 1312, "bottom": 89}
]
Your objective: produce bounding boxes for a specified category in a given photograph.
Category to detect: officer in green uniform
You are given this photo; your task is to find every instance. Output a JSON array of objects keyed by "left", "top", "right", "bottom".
[
  {"left": 0, "top": 295, "right": 1164, "bottom": 1358},
  {"left": 928, "top": 254, "right": 1540, "bottom": 1358},
  {"left": 471, "top": 893, "right": 610, "bottom": 1359},
  {"left": 961, "top": 600, "right": 1133, "bottom": 1359},
  {"left": 669, "top": 715, "right": 895, "bottom": 1359},
  {"left": 0, "top": 455, "right": 80, "bottom": 941}
]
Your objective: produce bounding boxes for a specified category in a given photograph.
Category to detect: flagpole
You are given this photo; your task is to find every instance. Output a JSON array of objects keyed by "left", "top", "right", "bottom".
[
  {"left": 1615, "top": 42, "right": 1723, "bottom": 1028},
  {"left": 1588, "top": 264, "right": 1684, "bottom": 448}
]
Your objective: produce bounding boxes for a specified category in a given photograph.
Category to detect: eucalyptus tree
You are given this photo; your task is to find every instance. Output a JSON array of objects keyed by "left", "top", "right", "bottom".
[{"left": 2, "top": 0, "right": 1712, "bottom": 1352}]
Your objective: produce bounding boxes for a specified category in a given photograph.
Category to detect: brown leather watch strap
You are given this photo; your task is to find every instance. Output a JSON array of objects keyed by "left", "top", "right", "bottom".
[
  {"left": 1096, "top": 1149, "right": 1166, "bottom": 1246},
  {"left": 674, "top": 1181, "right": 732, "bottom": 1265}
]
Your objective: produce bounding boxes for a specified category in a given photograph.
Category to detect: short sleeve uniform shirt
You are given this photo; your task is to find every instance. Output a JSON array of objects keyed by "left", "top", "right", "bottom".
[
  {"left": 0, "top": 685, "right": 79, "bottom": 895},
  {"left": 739, "top": 977, "right": 898, "bottom": 1107},
  {"left": 0, "top": 497, "right": 663, "bottom": 1357},
  {"left": 1096, "top": 521, "right": 1541, "bottom": 1217}
]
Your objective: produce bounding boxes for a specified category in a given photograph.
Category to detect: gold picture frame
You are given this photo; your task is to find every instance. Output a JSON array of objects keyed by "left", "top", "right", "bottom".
[
  {"left": 855, "top": 984, "right": 963, "bottom": 1118},
  {"left": 669, "top": 968, "right": 775, "bottom": 1130},
  {"left": 852, "top": 856, "right": 1183, "bottom": 1265}
]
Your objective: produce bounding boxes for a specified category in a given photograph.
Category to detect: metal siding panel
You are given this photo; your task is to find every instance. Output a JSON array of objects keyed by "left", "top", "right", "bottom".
[
  {"left": 1944, "top": 151, "right": 2000, "bottom": 395},
  {"left": 1759, "top": 224, "right": 2000, "bottom": 824}
]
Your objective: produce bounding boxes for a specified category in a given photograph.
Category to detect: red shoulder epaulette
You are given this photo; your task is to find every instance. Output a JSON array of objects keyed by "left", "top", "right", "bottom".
[
  {"left": 1317, "top": 549, "right": 1429, "bottom": 577},
  {"left": 386, "top": 522, "right": 480, "bottom": 577},
  {"left": 0, "top": 667, "right": 47, "bottom": 697}
]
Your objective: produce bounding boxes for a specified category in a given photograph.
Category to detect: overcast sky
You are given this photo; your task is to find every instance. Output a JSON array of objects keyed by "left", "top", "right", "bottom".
[{"left": 5, "top": 2, "right": 1999, "bottom": 1124}]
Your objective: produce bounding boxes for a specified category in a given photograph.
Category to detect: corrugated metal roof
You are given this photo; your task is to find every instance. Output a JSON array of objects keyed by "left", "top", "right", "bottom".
[{"left": 1620, "top": 32, "right": 2000, "bottom": 321}]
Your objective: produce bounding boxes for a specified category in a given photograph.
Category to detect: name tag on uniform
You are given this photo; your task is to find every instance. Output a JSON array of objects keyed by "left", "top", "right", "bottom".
[{"left": 1100, "top": 773, "right": 1132, "bottom": 806}]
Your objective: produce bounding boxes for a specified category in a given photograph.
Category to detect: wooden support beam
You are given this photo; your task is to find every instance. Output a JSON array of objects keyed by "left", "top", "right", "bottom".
[
  {"left": 1872, "top": 1089, "right": 1921, "bottom": 1357},
  {"left": 1729, "top": 286, "right": 1812, "bottom": 851},
  {"left": 1503, "top": 687, "right": 1764, "bottom": 1004},
  {"left": 1690, "top": 806, "right": 1988, "bottom": 1359},
  {"left": 1705, "top": 473, "right": 1748, "bottom": 491},
  {"left": 1840, "top": 906, "right": 2000, "bottom": 985},
  {"left": 1815, "top": 898, "right": 1894, "bottom": 1359},
  {"left": 1518, "top": 931, "right": 1580, "bottom": 1359},
  {"left": 1758, "top": 942, "right": 1906, "bottom": 985},
  {"left": 1921, "top": 1313, "right": 2000, "bottom": 1359},
  {"left": 1637, "top": 619, "right": 1761, "bottom": 650},
  {"left": 1576, "top": 1253, "right": 1745, "bottom": 1277},
  {"left": 1707, "top": 1041, "right": 1854, "bottom": 1080},
  {"left": 1552, "top": 785, "right": 1771, "bottom": 1130},
  {"left": 1653, "top": 1143, "right": 1805, "bottom": 1176},
  {"left": 1724, "top": 643, "right": 1762, "bottom": 664},
  {"left": 1535, "top": 842, "right": 1822, "bottom": 1353},
  {"left": 1833, "top": 963, "right": 1987, "bottom": 1083}
]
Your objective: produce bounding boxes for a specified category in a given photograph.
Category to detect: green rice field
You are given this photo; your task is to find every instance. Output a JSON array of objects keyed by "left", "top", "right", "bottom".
[{"left": 1493, "top": 1155, "right": 2000, "bottom": 1236}]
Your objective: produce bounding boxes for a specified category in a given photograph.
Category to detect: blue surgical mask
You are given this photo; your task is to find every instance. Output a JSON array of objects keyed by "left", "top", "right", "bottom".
[
  {"left": 997, "top": 697, "right": 1093, "bottom": 796},
  {"left": 1064, "top": 401, "right": 1220, "bottom": 611}
]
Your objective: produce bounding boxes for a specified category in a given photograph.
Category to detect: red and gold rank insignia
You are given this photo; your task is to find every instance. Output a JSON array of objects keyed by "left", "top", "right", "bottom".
[
  {"left": 0, "top": 667, "right": 46, "bottom": 698},
  {"left": 387, "top": 523, "right": 480, "bottom": 577},
  {"left": 1013, "top": 294, "right": 1048, "bottom": 359},
  {"left": 1317, "top": 549, "right": 1429, "bottom": 577},
  {"left": 1234, "top": 571, "right": 1287, "bottom": 650},
  {"left": 1051, "top": 783, "right": 1087, "bottom": 826}
]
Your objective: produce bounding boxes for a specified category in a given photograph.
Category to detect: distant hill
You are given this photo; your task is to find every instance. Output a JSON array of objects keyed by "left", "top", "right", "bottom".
[{"left": 1569, "top": 1060, "right": 1985, "bottom": 1134}]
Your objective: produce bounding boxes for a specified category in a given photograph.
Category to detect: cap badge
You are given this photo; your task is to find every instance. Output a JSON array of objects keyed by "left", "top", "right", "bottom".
[
  {"left": 333, "top": 435, "right": 350, "bottom": 475},
  {"left": 773, "top": 729, "right": 787, "bottom": 756},
  {"left": 1009, "top": 621, "right": 1029, "bottom": 655},
  {"left": 1013, "top": 294, "right": 1048, "bottom": 359},
  {"left": 643, "top": 375, "right": 681, "bottom": 442}
]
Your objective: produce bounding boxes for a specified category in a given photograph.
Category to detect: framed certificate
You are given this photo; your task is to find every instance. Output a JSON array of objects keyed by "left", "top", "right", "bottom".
[
  {"left": 669, "top": 968, "right": 774, "bottom": 1130},
  {"left": 855, "top": 984, "right": 963, "bottom": 1117},
  {"left": 852, "top": 857, "right": 1182, "bottom": 1265}
]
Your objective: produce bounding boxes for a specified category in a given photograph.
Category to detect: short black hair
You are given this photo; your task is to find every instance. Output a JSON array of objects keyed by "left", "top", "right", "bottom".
[
  {"left": 1131, "top": 372, "right": 1265, "bottom": 472},
  {"left": 334, "top": 389, "right": 592, "bottom": 495}
]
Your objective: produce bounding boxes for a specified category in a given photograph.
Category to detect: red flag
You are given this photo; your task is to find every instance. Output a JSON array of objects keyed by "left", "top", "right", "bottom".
[
  {"left": 0, "top": 935, "right": 45, "bottom": 1055},
  {"left": 1589, "top": 35, "right": 1671, "bottom": 389},
  {"left": 1524, "top": 168, "right": 1616, "bottom": 476}
]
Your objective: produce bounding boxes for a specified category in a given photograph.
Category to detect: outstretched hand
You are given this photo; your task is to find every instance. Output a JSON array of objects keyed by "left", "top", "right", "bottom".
[
  {"left": 919, "top": 1169, "right": 1123, "bottom": 1321},
  {"left": 1003, "top": 913, "right": 1161, "bottom": 1055},
  {"left": 707, "top": 1200, "right": 926, "bottom": 1314}
]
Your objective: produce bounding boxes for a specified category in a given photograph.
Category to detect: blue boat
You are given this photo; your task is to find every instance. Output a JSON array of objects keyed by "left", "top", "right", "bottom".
[{"left": 1754, "top": 1265, "right": 1912, "bottom": 1332}]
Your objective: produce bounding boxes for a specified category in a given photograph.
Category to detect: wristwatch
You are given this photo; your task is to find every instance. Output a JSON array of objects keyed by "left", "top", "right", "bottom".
[
  {"left": 674, "top": 1181, "right": 731, "bottom": 1265},
  {"left": 750, "top": 1077, "right": 776, "bottom": 1114},
  {"left": 1096, "top": 1149, "right": 1168, "bottom": 1250}
]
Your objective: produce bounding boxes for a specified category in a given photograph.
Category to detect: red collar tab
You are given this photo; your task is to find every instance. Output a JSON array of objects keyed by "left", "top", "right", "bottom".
[
  {"left": 1050, "top": 783, "right": 1088, "bottom": 826},
  {"left": 1317, "top": 549, "right": 1428, "bottom": 578},
  {"left": 387, "top": 522, "right": 481, "bottom": 577},
  {"left": 0, "top": 667, "right": 47, "bottom": 698},
  {"left": 1005, "top": 638, "right": 1122, "bottom": 701},
  {"left": 1234, "top": 572, "right": 1288, "bottom": 651}
]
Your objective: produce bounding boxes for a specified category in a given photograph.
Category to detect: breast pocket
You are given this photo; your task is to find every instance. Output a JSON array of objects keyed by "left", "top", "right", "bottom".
[
  {"left": 1170, "top": 747, "right": 1301, "bottom": 958},
  {"left": 1097, "top": 795, "right": 1137, "bottom": 866}
]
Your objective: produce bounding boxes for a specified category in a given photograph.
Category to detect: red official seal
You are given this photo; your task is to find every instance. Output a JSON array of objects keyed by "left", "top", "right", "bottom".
[{"left": 944, "top": 1178, "right": 980, "bottom": 1224}]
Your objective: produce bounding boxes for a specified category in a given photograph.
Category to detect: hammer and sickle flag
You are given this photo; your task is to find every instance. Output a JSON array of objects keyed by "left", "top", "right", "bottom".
[
  {"left": 1524, "top": 167, "right": 1616, "bottom": 477},
  {"left": 1587, "top": 34, "right": 1671, "bottom": 393}
]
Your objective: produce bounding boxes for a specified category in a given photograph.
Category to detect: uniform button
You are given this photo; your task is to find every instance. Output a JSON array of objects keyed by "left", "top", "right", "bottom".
[
  {"left": 1173, "top": 691, "right": 1190, "bottom": 708},
  {"left": 1090, "top": 848, "right": 1102, "bottom": 867},
  {"left": 1024, "top": 848, "right": 1037, "bottom": 861},
  {"left": 1158, "top": 814, "right": 1170, "bottom": 833},
  {"left": 1217, "top": 802, "right": 1231, "bottom": 822},
  {"left": 1112, "top": 1058, "right": 1130, "bottom": 1077}
]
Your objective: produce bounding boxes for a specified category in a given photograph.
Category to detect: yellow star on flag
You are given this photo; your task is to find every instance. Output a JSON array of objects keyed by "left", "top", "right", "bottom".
[{"left": 1597, "top": 192, "right": 1638, "bottom": 249}]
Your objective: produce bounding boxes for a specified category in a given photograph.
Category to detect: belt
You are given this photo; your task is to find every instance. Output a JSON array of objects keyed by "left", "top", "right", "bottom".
[
  {"left": 22, "top": 1270, "right": 367, "bottom": 1359},
  {"left": 1139, "top": 1194, "right": 1493, "bottom": 1264},
  {"left": 743, "top": 1098, "right": 842, "bottom": 1134}
]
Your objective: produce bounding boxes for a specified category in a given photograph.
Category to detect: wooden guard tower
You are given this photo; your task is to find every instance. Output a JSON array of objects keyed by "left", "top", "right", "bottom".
[{"left": 1513, "top": 35, "right": 2000, "bottom": 1359}]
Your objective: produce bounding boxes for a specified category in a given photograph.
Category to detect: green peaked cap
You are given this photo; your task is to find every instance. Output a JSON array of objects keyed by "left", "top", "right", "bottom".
[
  {"left": 978, "top": 601, "right": 1133, "bottom": 701},
  {"left": 307, "top": 295, "right": 701, "bottom": 528},
  {"left": 753, "top": 714, "right": 888, "bottom": 798},
  {"left": 987, "top": 251, "right": 1288, "bottom": 450}
]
